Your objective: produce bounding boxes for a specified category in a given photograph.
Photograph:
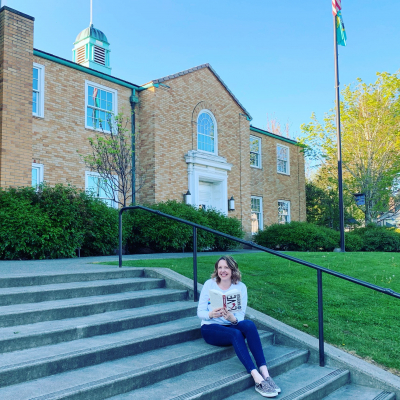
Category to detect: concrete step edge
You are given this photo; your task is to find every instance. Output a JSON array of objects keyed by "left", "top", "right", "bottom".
[
  {"left": 0, "top": 301, "right": 198, "bottom": 353},
  {"left": 0, "top": 320, "right": 203, "bottom": 387},
  {"left": 0, "top": 278, "right": 165, "bottom": 306},
  {"left": 0, "top": 269, "right": 144, "bottom": 288},
  {"left": 8, "top": 335, "right": 288, "bottom": 400},
  {"left": 279, "top": 368, "right": 349, "bottom": 400},
  {"left": 0, "top": 289, "right": 188, "bottom": 327}
]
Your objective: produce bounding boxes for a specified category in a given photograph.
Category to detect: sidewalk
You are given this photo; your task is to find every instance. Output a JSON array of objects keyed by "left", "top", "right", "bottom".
[{"left": 0, "top": 249, "right": 260, "bottom": 275}]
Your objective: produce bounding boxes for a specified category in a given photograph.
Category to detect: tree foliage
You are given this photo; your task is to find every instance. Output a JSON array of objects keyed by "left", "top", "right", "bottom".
[
  {"left": 80, "top": 112, "right": 145, "bottom": 207},
  {"left": 300, "top": 71, "right": 400, "bottom": 223}
]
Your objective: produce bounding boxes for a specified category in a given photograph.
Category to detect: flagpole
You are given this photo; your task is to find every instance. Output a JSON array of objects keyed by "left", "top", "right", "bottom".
[{"left": 333, "top": 14, "right": 345, "bottom": 252}]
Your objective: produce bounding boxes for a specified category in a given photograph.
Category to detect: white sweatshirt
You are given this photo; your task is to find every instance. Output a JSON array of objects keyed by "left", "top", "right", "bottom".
[{"left": 197, "top": 279, "right": 248, "bottom": 326}]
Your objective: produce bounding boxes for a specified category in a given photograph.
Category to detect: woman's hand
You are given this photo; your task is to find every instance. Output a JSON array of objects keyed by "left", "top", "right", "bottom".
[
  {"left": 223, "top": 309, "right": 236, "bottom": 323},
  {"left": 209, "top": 307, "right": 225, "bottom": 319}
]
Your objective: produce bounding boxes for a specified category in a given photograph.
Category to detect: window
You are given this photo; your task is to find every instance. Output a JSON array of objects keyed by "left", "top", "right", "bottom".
[
  {"left": 278, "top": 200, "right": 290, "bottom": 224},
  {"left": 277, "top": 144, "right": 290, "bottom": 175},
  {"left": 85, "top": 81, "right": 117, "bottom": 132},
  {"left": 85, "top": 171, "right": 117, "bottom": 208},
  {"left": 251, "top": 196, "right": 263, "bottom": 234},
  {"left": 32, "top": 163, "right": 44, "bottom": 189},
  {"left": 197, "top": 110, "right": 217, "bottom": 154},
  {"left": 250, "top": 136, "right": 261, "bottom": 168},
  {"left": 32, "top": 63, "right": 45, "bottom": 117}
]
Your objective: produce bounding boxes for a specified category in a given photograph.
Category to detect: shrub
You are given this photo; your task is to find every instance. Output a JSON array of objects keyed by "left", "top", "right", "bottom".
[
  {"left": 350, "top": 224, "right": 400, "bottom": 252},
  {"left": 343, "top": 232, "right": 363, "bottom": 252},
  {"left": 254, "top": 221, "right": 339, "bottom": 252},
  {"left": 124, "top": 200, "right": 244, "bottom": 253},
  {"left": 0, "top": 185, "right": 118, "bottom": 259}
]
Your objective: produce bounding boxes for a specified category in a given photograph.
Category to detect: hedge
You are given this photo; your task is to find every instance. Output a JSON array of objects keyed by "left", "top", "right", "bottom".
[
  {"left": 123, "top": 200, "right": 244, "bottom": 253},
  {"left": 0, "top": 185, "right": 118, "bottom": 259},
  {"left": 254, "top": 221, "right": 396, "bottom": 252}
]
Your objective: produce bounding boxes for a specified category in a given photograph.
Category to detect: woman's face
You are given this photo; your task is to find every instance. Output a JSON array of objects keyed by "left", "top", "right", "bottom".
[{"left": 217, "top": 259, "right": 232, "bottom": 283}]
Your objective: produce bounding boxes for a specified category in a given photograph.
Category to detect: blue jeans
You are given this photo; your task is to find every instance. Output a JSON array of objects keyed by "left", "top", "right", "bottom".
[{"left": 201, "top": 320, "right": 266, "bottom": 373}]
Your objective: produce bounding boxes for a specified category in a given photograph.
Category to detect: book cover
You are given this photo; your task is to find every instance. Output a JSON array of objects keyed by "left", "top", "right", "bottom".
[{"left": 209, "top": 289, "right": 242, "bottom": 312}]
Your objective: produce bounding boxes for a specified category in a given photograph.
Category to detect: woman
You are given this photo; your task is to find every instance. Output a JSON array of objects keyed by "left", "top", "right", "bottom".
[{"left": 197, "top": 255, "right": 281, "bottom": 398}]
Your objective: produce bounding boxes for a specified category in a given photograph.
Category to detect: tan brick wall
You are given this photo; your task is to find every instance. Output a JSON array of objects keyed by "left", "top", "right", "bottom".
[
  {"left": 250, "top": 133, "right": 306, "bottom": 227},
  {"left": 31, "top": 56, "right": 132, "bottom": 192},
  {"left": 0, "top": 8, "right": 34, "bottom": 187},
  {"left": 136, "top": 68, "right": 252, "bottom": 232}
]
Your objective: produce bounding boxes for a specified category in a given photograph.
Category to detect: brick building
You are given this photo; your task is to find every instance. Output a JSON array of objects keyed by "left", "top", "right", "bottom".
[{"left": 0, "top": 6, "right": 306, "bottom": 236}]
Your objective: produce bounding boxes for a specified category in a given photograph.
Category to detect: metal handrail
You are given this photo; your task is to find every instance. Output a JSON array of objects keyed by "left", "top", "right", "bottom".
[{"left": 119, "top": 205, "right": 400, "bottom": 367}]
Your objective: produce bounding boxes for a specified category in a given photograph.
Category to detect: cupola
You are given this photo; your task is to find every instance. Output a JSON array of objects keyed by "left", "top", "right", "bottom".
[{"left": 72, "top": 24, "right": 111, "bottom": 75}]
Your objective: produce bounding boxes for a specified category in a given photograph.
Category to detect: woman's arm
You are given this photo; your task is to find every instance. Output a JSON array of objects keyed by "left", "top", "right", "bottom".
[{"left": 197, "top": 280, "right": 212, "bottom": 320}]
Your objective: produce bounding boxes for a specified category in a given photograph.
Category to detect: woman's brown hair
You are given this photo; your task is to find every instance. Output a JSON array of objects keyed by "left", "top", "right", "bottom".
[{"left": 211, "top": 256, "right": 242, "bottom": 284}]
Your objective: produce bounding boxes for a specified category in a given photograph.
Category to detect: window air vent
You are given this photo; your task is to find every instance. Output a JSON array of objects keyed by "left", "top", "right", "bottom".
[
  {"left": 94, "top": 45, "right": 106, "bottom": 65},
  {"left": 76, "top": 46, "right": 86, "bottom": 64}
]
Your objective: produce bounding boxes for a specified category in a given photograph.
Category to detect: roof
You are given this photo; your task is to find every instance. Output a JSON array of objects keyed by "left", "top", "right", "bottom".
[
  {"left": 75, "top": 24, "right": 109, "bottom": 44},
  {"left": 144, "top": 63, "right": 252, "bottom": 120},
  {"left": 33, "top": 49, "right": 139, "bottom": 90},
  {"left": 250, "top": 126, "right": 298, "bottom": 145}
]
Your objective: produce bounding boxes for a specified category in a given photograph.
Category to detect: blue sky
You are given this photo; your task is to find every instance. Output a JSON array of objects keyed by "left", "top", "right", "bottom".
[{"left": 5, "top": 0, "right": 400, "bottom": 139}]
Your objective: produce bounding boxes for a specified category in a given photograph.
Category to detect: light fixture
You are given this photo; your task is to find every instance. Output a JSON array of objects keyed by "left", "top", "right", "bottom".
[
  {"left": 228, "top": 196, "right": 235, "bottom": 211},
  {"left": 185, "top": 190, "right": 192, "bottom": 205}
]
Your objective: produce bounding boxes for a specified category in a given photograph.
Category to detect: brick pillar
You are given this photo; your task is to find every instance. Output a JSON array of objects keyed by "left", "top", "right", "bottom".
[{"left": 0, "top": 7, "right": 34, "bottom": 188}]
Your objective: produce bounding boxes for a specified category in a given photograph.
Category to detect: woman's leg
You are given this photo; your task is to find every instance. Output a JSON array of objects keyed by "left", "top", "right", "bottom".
[
  {"left": 230, "top": 320, "right": 267, "bottom": 369},
  {"left": 201, "top": 324, "right": 259, "bottom": 375}
]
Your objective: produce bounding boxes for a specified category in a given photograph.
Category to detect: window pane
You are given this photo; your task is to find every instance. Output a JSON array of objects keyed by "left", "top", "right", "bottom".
[
  {"left": 197, "top": 112, "right": 215, "bottom": 153},
  {"left": 32, "top": 68, "right": 38, "bottom": 90},
  {"left": 32, "top": 167, "right": 38, "bottom": 187},
  {"left": 32, "top": 92, "right": 38, "bottom": 114}
]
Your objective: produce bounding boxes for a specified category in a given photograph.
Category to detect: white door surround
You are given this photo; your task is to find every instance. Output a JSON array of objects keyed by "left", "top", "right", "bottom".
[{"left": 185, "top": 150, "right": 232, "bottom": 215}]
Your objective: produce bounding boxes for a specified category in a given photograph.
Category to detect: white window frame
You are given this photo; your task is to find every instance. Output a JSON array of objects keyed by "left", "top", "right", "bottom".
[
  {"left": 32, "top": 162, "right": 44, "bottom": 189},
  {"left": 277, "top": 144, "right": 290, "bottom": 175},
  {"left": 250, "top": 135, "right": 262, "bottom": 169},
  {"left": 251, "top": 196, "right": 263, "bottom": 235},
  {"left": 33, "top": 63, "right": 45, "bottom": 118},
  {"left": 85, "top": 80, "right": 118, "bottom": 132},
  {"left": 197, "top": 109, "right": 218, "bottom": 155},
  {"left": 278, "top": 200, "right": 291, "bottom": 224},
  {"left": 85, "top": 171, "right": 118, "bottom": 208}
]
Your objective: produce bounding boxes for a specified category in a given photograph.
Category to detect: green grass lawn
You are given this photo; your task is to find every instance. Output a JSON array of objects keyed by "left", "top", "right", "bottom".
[{"left": 101, "top": 252, "right": 400, "bottom": 374}]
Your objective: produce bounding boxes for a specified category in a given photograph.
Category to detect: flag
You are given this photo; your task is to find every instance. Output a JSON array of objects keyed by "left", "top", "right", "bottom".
[
  {"left": 332, "top": 0, "right": 346, "bottom": 46},
  {"left": 332, "top": 0, "right": 341, "bottom": 16},
  {"left": 336, "top": 11, "right": 347, "bottom": 46}
]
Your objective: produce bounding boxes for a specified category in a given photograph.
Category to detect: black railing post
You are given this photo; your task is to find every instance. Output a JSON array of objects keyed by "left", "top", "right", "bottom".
[
  {"left": 193, "top": 226, "right": 198, "bottom": 302},
  {"left": 119, "top": 209, "right": 123, "bottom": 268},
  {"left": 317, "top": 269, "right": 325, "bottom": 366}
]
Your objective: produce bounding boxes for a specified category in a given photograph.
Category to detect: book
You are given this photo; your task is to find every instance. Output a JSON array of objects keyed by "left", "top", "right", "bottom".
[{"left": 209, "top": 289, "right": 242, "bottom": 312}]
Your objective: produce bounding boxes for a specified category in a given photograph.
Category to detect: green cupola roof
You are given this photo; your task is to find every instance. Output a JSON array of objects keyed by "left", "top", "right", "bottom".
[
  {"left": 72, "top": 23, "right": 111, "bottom": 75},
  {"left": 74, "top": 24, "right": 109, "bottom": 45}
]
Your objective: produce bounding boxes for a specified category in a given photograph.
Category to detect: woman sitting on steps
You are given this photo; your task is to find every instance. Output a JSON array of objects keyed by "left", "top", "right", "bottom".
[{"left": 197, "top": 255, "right": 281, "bottom": 398}]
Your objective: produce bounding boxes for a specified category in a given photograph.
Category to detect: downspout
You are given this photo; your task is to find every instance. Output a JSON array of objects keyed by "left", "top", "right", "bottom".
[{"left": 130, "top": 89, "right": 139, "bottom": 205}]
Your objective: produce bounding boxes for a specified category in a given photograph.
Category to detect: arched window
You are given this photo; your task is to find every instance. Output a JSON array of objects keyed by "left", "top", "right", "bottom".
[{"left": 197, "top": 110, "right": 217, "bottom": 154}]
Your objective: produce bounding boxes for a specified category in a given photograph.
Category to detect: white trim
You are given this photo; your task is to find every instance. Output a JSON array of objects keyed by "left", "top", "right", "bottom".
[
  {"left": 251, "top": 196, "right": 263, "bottom": 234},
  {"left": 250, "top": 135, "right": 262, "bottom": 169},
  {"left": 32, "top": 162, "right": 44, "bottom": 189},
  {"left": 185, "top": 150, "right": 231, "bottom": 215},
  {"left": 277, "top": 144, "right": 290, "bottom": 175},
  {"left": 278, "top": 200, "right": 291, "bottom": 224},
  {"left": 85, "top": 171, "right": 118, "bottom": 208},
  {"left": 33, "top": 63, "right": 45, "bottom": 118},
  {"left": 197, "top": 109, "right": 218, "bottom": 155},
  {"left": 85, "top": 80, "right": 118, "bottom": 132}
]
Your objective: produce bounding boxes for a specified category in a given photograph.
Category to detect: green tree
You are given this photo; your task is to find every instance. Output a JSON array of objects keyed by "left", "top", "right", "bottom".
[
  {"left": 300, "top": 71, "right": 400, "bottom": 223},
  {"left": 79, "top": 112, "right": 145, "bottom": 207},
  {"left": 306, "top": 179, "right": 361, "bottom": 229}
]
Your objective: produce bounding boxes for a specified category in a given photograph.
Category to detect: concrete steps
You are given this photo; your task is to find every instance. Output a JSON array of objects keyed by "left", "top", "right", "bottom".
[{"left": 0, "top": 267, "right": 396, "bottom": 399}]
